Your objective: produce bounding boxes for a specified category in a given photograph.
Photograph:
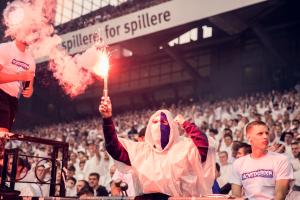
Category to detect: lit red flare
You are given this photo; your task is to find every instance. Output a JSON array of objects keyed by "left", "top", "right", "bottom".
[
  {"left": 93, "top": 49, "right": 110, "bottom": 78},
  {"left": 93, "top": 48, "right": 110, "bottom": 99}
]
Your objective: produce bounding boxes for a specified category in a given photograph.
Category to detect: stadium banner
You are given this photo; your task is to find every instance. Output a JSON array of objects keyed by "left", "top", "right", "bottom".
[{"left": 42, "top": 0, "right": 266, "bottom": 61}]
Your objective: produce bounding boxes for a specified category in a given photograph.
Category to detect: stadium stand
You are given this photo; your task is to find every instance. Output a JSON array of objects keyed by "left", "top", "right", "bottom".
[{"left": 1, "top": 0, "right": 300, "bottom": 198}]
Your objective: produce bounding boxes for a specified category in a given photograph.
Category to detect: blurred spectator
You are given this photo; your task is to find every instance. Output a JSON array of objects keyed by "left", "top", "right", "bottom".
[
  {"left": 217, "top": 151, "right": 232, "bottom": 189},
  {"left": 11, "top": 157, "right": 34, "bottom": 196},
  {"left": 84, "top": 143, "right": 102, "bottom": 180},
  {"left": 8, "top": 88, "right": 300, "bottom": 197},
  {"left": 66, "top": 177, "right": 77, "bottom": 197},
  {"left": 75, "top": 161, "right": 86, "bottom": 181},
  {"left": 31, "top": 164, "right": 50, "bottom": 196},
  {"left": 291, "top": 148, "right": 300, "bottom": 172},
  {"left": 77, "top": 184, "right": 94, "bottom": 198},
  {"left": 88, "top": 172, "right": 109, "bottom": 196},
  {"left": 219, "top": 131, "right": 233, "bottom": 160},
  {"left": 281, "top": 132, "right": 294, "bottom": 158},
  {"left": 231, "top": 141, "right": 242, "bottom": 160},
  {"left": 236, "top": 143, "right": 252, "bottom": 159},
  {"left": 67, "top": 165, "right": 76, "bottom": 179},
  {"left": 76, "top": 180, "right": 89, "bottom": 194}
]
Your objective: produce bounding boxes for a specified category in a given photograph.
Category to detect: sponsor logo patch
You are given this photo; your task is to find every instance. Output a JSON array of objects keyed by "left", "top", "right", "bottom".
[
  {"left": 11, "top": 59, "right": 29, "bottom": 70},
  {"left": 242, "top": 169, "right": 273, "bottom": 180}
]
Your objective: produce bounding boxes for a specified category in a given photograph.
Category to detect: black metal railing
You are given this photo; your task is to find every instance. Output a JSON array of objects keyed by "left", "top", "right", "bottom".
[{"left": 0, "top": 133, "right": 69, "bottom": 199}]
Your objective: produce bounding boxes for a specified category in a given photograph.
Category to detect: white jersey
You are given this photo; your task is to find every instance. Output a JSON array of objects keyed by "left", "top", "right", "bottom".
[
  {"left": 0, "top": 41, "right": 36, "bottom": 98},
  {"left": 229, "top": 151, "right": 293, "bottom": 200}
]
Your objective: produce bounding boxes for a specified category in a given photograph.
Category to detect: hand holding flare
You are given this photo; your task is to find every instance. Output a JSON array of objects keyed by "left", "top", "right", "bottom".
[{"left": 93, "top": 49, "right": 110, "bottom": 100}]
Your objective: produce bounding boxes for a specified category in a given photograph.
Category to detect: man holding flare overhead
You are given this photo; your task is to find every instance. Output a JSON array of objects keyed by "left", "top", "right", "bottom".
[{"left": 99, "top": 96, "right": 216, "bottom": 198}]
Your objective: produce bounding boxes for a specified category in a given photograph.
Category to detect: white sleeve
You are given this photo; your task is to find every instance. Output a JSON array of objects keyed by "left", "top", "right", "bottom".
[
  {"left": 229, "top": 161, "right": 242, "bottom": 185},
  {"left": 0, "top": 43, "right": 8, "bottom": 66},
  {"left": 276, "top": 156, "right": 294, "bottom": 180}
]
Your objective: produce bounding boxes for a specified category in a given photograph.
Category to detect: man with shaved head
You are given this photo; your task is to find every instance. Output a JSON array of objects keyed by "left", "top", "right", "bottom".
[{"left": 230, "top": 121, "right": 293, "bottom": 200}]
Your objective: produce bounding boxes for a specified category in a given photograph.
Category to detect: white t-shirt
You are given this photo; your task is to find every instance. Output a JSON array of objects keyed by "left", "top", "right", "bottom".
[
  {"left": 218, "top": 164, "right": 233, "bottom": 187},
  {"left": 14, "top": 173, "right": 35, "bottom": 196},
  {"left": 291, "top": 159, "right": 300, "bottom": 172},
  {"left": 229, "top": 151, "right": 293, "bottom": 200},
  {"left": 15, "top": 182, "right": 35, "bottom": 196},
  {"left": 84, "top": 154, "right": 113, "bottom": 180},
  {"left": 219, "top": 143, "right": 233, "bottom": 159},
  {"left": 0, "top": 41, "right": 36, "bottom": 98}
]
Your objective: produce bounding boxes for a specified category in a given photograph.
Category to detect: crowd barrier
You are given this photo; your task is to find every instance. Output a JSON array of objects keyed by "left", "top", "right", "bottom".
[
  {"left": 20, "top": 197, "right": 244, "bottom": 200},
  {"left": 0, "top": 133, "right": 69, "bottom": 198}
]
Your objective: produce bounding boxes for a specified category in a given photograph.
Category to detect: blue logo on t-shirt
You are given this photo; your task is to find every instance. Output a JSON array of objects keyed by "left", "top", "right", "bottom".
[
  {"left": 242, "top": 169, "right": 273, "bottom": 180},
  {"left": 11, "top": 59, "right": 30, "bottom": 70}
]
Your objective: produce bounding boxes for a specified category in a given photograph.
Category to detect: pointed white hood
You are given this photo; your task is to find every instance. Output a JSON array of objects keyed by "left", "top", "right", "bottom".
[
  {"left": 144, "top": 110, "right": 179, "bottom": 152},
  {"left": 115, "top": 110, "right": 216, "bottom": 196}
]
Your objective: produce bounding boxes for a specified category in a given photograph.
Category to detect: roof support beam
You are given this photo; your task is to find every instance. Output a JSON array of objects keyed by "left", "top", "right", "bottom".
[
  {"left": 162, "top": 44, "right": 203, "bottom": 81},
  {"left": 251, "top": 23, "right": 288, "bottom": 66},
  {"left": 209, "top": 13, "right": 248, "bottom": 35}
]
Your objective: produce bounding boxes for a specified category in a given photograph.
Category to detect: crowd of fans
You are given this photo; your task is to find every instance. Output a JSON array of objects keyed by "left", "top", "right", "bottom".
[
  {"left": 56, "top": 0, "right": 170, "bottom": 35},
  {"left": 4, "top": 87, "right": 300, "bottom": 197}
]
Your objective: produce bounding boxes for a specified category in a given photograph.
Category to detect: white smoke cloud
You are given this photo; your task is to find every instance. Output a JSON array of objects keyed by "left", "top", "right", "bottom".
[
  {"left": 3, "top": 0, "right": 108, "bottom": 97},
  {"left": 48, "top": 45, "right": 104, "bottom": 97}
]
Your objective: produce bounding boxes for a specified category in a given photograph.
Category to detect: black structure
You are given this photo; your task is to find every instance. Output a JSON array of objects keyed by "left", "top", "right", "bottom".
[{"left": 0, "top": 133, "right": 69, "bottom": 199}]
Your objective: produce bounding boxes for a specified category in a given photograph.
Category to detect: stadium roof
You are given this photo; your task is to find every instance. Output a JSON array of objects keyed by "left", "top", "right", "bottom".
[{"left": 54, "top": 0, "right": 128, "bottom": 25}]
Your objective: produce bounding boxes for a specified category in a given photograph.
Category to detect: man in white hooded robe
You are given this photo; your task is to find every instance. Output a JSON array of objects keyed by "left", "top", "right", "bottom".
[{"left": 99, "top": 97, "right": 215, "bottom": 198}]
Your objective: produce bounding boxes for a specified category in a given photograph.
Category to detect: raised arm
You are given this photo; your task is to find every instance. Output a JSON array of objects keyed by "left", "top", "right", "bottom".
[
  {"left": 99, "top": 97, "right": 131, "bottom": 166},
  {"left": 0, "top": 64, "right": 34, "bottom": 84},
  {"left": 174, "top": 114, "right": 208, "bottom": 162}
]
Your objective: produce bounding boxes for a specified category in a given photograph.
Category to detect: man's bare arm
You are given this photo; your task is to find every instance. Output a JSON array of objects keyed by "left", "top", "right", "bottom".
[
  {"left": 275, "top": 179, "right": 290, "bottom": 200},
  {"left": 0, "top": 64, "right": 34, "bottom": 84},
  {"left": 231, "top": 184, "right": 242, "bottom": 197}
]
